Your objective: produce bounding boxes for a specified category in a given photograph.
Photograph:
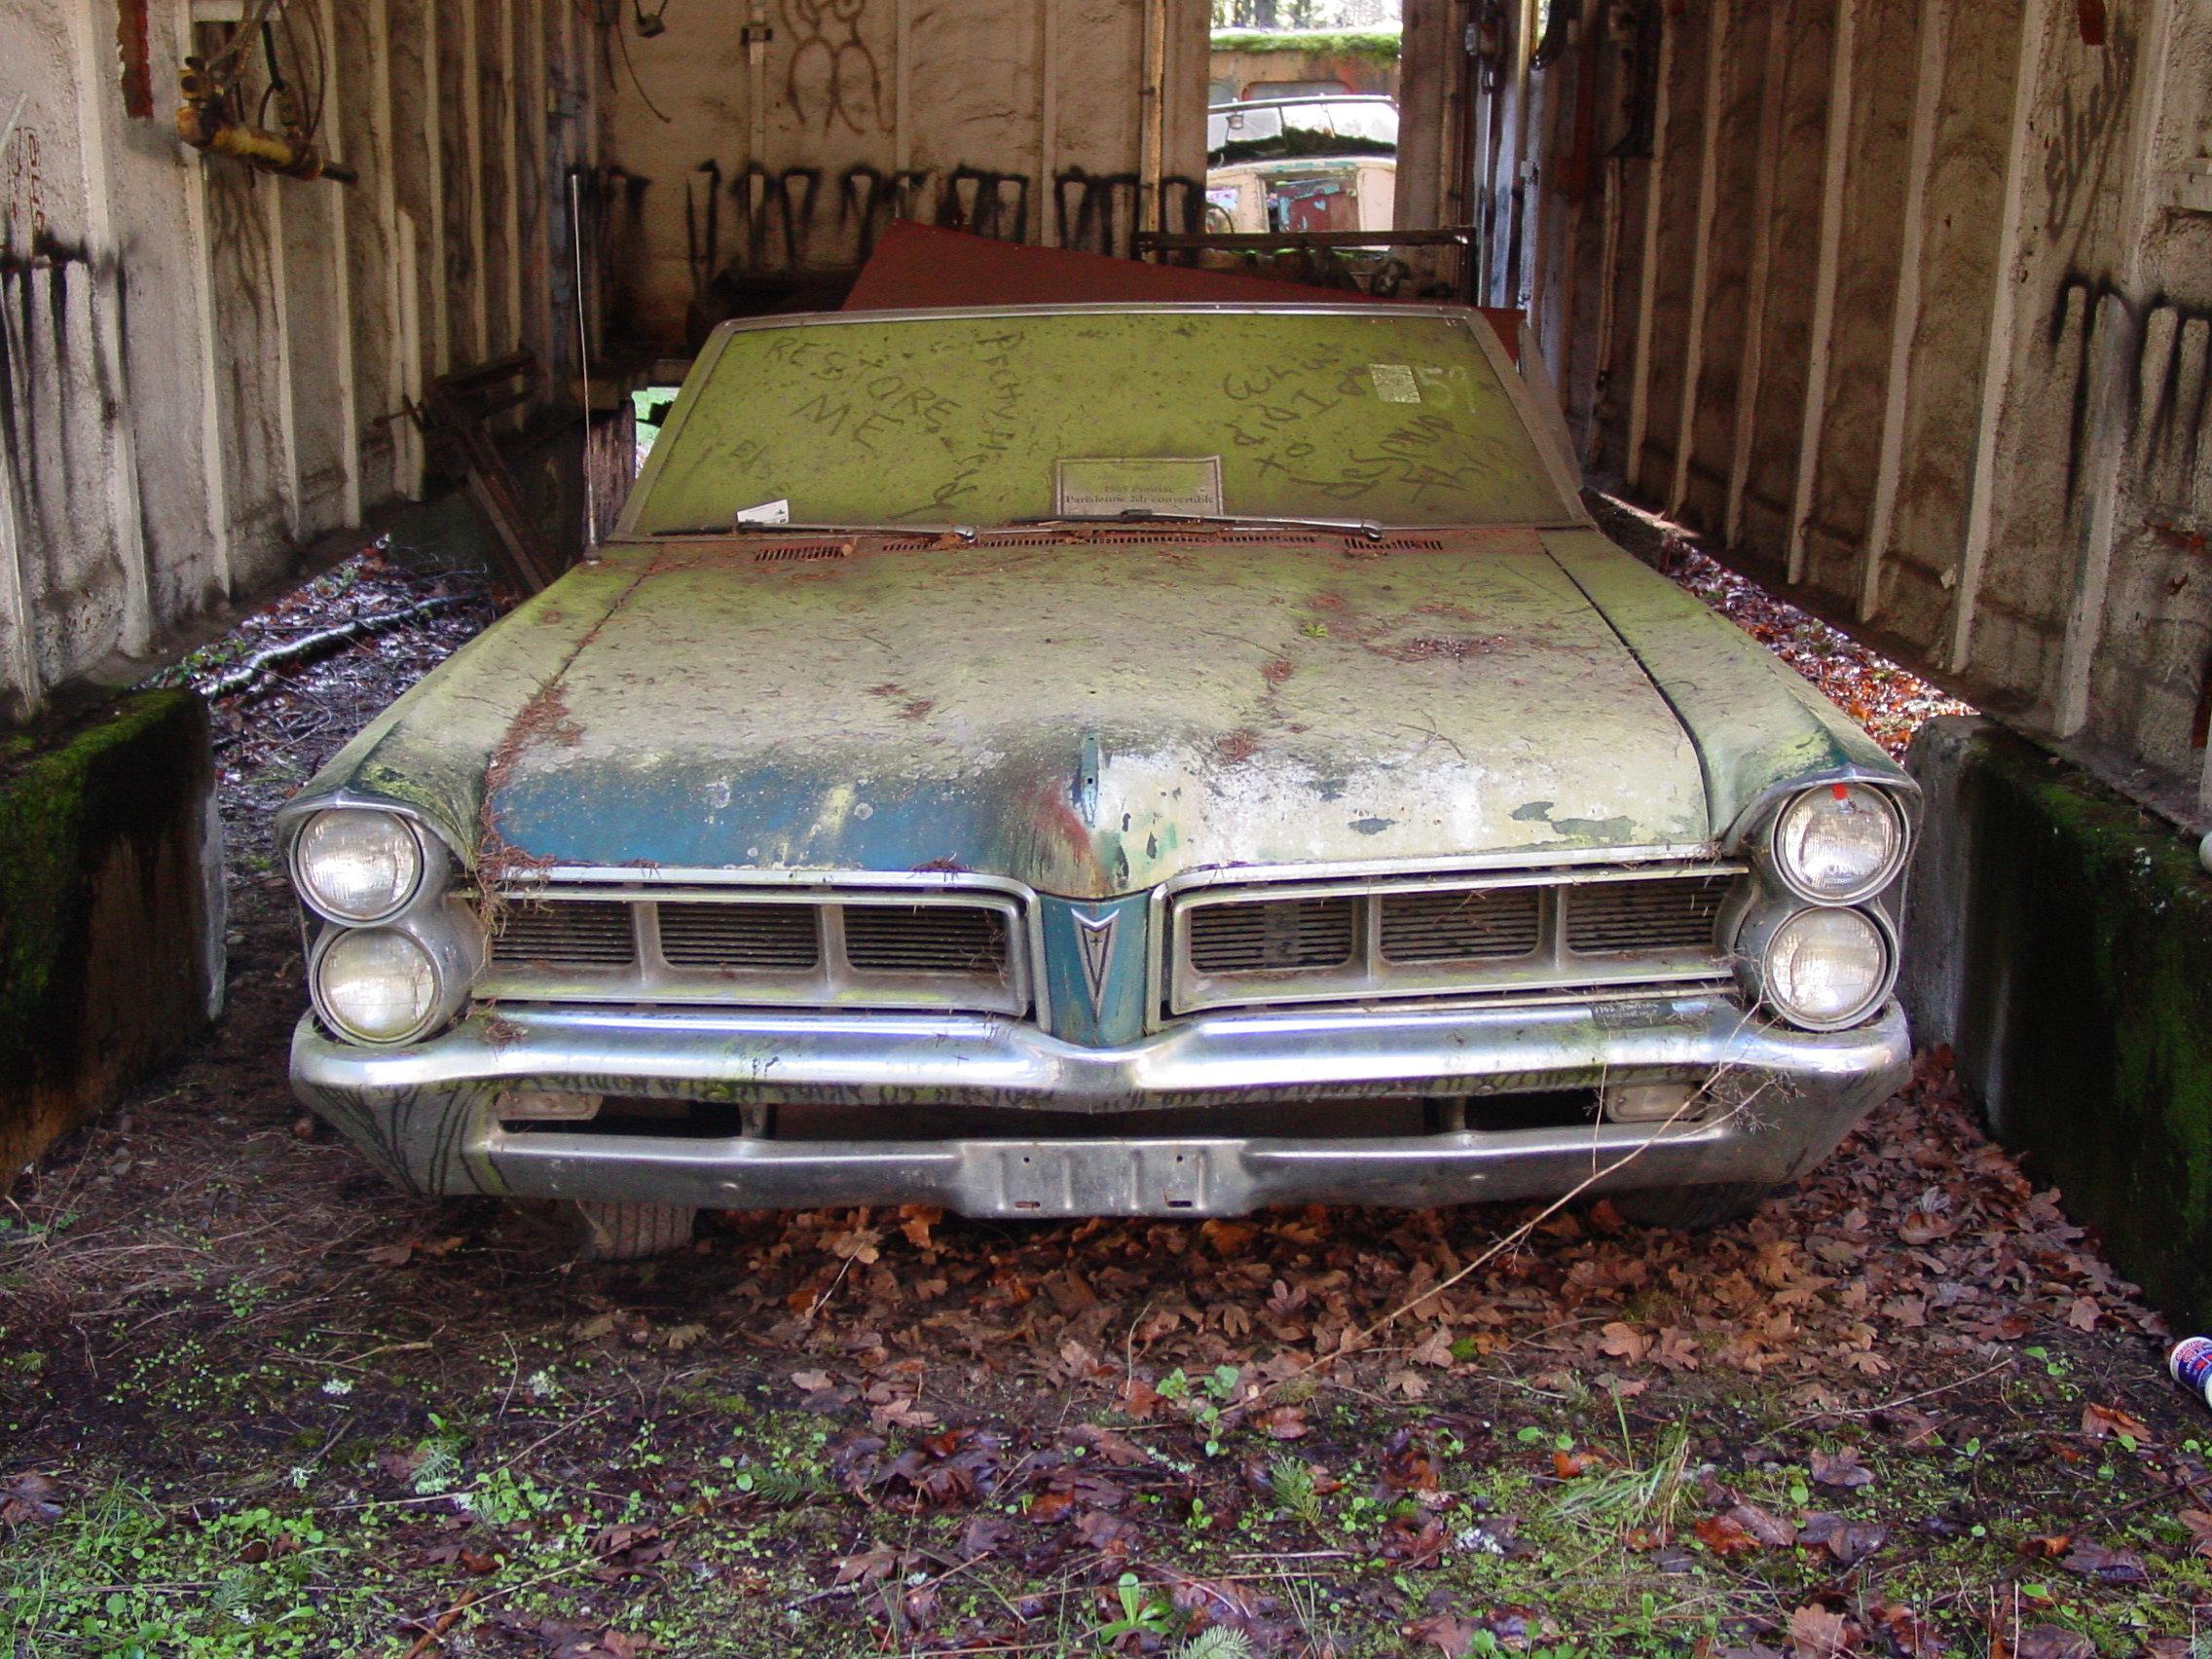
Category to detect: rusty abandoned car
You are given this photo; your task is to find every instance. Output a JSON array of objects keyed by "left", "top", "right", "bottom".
[{"left": 278, "top": 302, "right": 1914, "bottom": 1258}]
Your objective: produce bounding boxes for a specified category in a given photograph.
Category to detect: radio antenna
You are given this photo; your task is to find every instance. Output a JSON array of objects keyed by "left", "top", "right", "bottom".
[{"left": 570, "top": 168, "right": 599, "bottom": 554}]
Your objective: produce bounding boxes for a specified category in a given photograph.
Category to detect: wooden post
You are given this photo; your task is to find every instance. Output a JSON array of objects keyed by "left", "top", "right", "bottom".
[
  {"left": 1724, "top": 0, "right": 1794, "bottom": 550},
  {"left": 1667, "top": 0, "right": 1731, "bottom": 517},
  {"left": 1950, "top": 0, "right": 2050, "bottom": 675},
  {"left": 1859, "top": 0, "right": 1947, "bottom": 621},
  {"left": 318, "top": 0, "right": 363, "bottom": 527},
  {"left": 1786, "top": 0, "right": 1856, "bottom": 584},
  {"left": 1623, "top": 7, "right": 1674, "bottom": 494},
  {"left": 2055, "top": 0, "right": 2176, "bottom": 736}
]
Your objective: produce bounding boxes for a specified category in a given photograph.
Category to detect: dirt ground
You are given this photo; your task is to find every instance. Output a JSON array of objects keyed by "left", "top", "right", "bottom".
[{"left": 4, "top": 524, "right": 2210, "bottom": 1659}]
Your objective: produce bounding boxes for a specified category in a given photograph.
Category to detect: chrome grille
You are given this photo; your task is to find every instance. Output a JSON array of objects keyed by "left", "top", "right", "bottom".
[
  {"left": 1169, "top": 865, "right": 1741, "bottom": 1015},
  {"left": 481, "top": 886, "right": 1028, "bottom": 1015},
  {"left": 1380, "top": 887, "right": 1542, "bottom": 963},
  {"left": 1564, "top": 875, "right": 1729, "bottom": 954},
  {"left": 491, "top": 902, "right": 637, "bottom": 968},
  {"left": 658, "top": 902, "right": 820, "bottom": 969},
  {"left": 1188, "top": 897, "right": 1356, "bottom": 973},
  {"left": 843, "top": 904, "right": 1009, "bottom": 974}
]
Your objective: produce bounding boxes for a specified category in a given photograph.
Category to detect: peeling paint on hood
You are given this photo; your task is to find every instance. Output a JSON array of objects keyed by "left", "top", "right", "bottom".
[{"left": 456, "top": 532, "right": 1711, "bottom": 897}]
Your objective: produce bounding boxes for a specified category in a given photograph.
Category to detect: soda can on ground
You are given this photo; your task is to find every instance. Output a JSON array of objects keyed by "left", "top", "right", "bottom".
[{"left": 2169, "top": 1337, "right": 2212, "bottom": 1407}]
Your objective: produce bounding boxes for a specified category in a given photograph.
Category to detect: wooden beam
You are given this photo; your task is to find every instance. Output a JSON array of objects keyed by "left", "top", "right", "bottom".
[
  {"left": 502, "top": 0, "right": 524, "bottom": 356},
  {"left": 1667, "top": 0, "right": 1731, "bottom": 517},
  {"left": 1950, "top": 0, "right": 2051, "bottom": 675},
  {"left": 463, "top": 0, "right": 489, "bottom": 363},
  {"left": 895, "top": 0, "right": 912, "bottom": 181},
  {"left": 369, "top": 0, "right": 424, "bottom": 498},
  {"left": 525, "top": 0, "right": 551, "bottom": 387},
  {"left": 318, "top": 0, "right": 362, "bottom": 527},
  {"left": 264, "top": 183, "right": 304, "bottom": 538},
  {"left": 1622, "top": 8, "right": 1675, "bottom": 495},
  {"left": 2056, "top": 0, "right": 2176, "bottom": 737},
  {"left": 176, "top": 9, "right": 237, "bottom": 596},
  {"left": 1724, "top": 0, "right": 1794, "bottom": 550},
  {"left": 64, "top": 0, "right": 154, "bottom": 651},
  {"left": 1036, "top": 0, "right": 1055, "bottom": 245},
  {"left": 1858, "top": 0, "right": 1946, "bottom": 620},
  {"left": 1786, "top": 0, "right": 1856, "bottom": 584},
  {"left": 424, "top": 0, "right": 453, "bottom": 373}
]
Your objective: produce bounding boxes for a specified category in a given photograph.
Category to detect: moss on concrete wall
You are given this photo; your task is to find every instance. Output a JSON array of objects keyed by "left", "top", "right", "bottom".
[
  {"left": 1936, "top": 721, "right": 2212, "bottom": 1322},
  {"left": 0, "top": 689, "right": 221, "bottom": 1182}
]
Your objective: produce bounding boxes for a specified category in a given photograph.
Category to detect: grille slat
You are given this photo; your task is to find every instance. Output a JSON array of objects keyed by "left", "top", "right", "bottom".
[
  {"left": 658, "top": 903, "right": 820, "bottom": 970},
  {"left": 479, "top": 888, "right": 1026, "bottom": 1014},
  {"left": 842, "top": 904, "right": 1010, "bottom": 975},
  {"left": 1188, "top": 896, "right": 1357, "bottom": 973},
  {"left": 1174, "top": 868, "right": 1738, "bottom": 1015},
  {"left": 1563, "top": 876, "right": 1728, "bottom": 955},
  {"left": 492, "top": 902, "right": 637, "bottom": 968},
  {"left": 1380, "top": 887, "right": 1542, "bottom": 964}
]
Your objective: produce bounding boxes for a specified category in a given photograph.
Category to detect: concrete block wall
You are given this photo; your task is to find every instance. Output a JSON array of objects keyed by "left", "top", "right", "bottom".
[
  {"left": 0, "top": 0, "right": 604, "bottom": 727},
  {"left": 1498, "top": 0, "right": 2212, "bottom": 825},
  {"left": 0, "top": 689, "right": 223, "bottom": 1186},
  {"left": 1905, "top": 715, "right": 2212, "bottom": 1325}
]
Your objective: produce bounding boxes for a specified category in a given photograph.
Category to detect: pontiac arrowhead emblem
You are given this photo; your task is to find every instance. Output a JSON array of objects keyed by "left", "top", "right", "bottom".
[{"left": 1073, "top": 910, "right": 1118, "bottom": 1014}]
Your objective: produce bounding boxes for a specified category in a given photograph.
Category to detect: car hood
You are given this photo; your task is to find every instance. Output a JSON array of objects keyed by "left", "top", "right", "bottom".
[
  {"left": 480, "top": 530, "right": 1714, "bottom": 897},
  {"left": 301, "top": 529, "right": 1892, "bottom": 900}
]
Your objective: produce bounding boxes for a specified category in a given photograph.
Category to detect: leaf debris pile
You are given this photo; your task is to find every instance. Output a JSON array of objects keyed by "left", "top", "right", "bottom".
[{"left": 2, "top": 528, "right": 2195, "bottom": 1657}]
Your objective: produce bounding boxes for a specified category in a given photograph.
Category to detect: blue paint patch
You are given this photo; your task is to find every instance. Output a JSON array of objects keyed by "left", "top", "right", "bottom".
[
  {"left": 1350, "top": 816, "right": 1396, "bottom": 835},
  {"left": 1511, "top": 799, "right": 1554, "bottom": 822}
]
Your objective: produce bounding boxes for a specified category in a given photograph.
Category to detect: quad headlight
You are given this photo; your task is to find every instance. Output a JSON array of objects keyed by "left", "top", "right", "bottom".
[
  {"left": 314, "top": 927, "right": 440, "bottom": 1043},
  {"left": 309, "top": 905, "right": 481, "bottom": 1046},
  {"left": 292, "top": 808, "right": 428, "bottom": 923},
  {"left": 1743, "top": 904, "right": 1893, "bottom": 1031},
  {"left": 1769, "top": 783, "right": 1905, "bottom": 904}
]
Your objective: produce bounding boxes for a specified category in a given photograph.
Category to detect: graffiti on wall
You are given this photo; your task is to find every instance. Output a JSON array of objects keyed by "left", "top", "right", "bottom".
[
  {"left": 2051, "top": 272, "right": 2212, "bottom": 504},
  {"left": 783, "top": 0, "right": 887, "bottom": 134},
  {"left": 652, "top": 160, "right": 1206, "bottom": 333},
  {"left": 2042, "top": 9, "right": 2138, "bottom": 242}
]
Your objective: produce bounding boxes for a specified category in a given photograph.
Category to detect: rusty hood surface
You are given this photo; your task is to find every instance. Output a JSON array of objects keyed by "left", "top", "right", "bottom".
[{"left": 313, "top": 530, "right": 1765, "bottom": 899}]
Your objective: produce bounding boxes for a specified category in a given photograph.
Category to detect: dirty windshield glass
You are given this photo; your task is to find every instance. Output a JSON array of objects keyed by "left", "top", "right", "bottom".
[{"left": 632, "top": 309, "right": 1567, "bottom": 533}]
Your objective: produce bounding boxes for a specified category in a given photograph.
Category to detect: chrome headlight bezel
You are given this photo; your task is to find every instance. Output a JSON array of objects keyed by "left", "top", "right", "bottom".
[
  {"left": 290, "top": 807, "right": 446, "bottom": 925},
  {"left": 1735, "top": 901, "right": 1896, "bottom": 1032},
  {"left": 308, "top": 901, "right": 483, "bottom": 1047},
  {"left": 1765, "top": 783, "right": 1907, "bottom": 906}
]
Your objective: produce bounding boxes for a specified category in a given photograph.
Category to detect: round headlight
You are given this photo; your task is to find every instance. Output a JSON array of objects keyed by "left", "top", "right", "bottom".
[
  {"left": 293, "top": 810, "right": 424, "bottom": 923},
  {"left": 314, "top": 927, "right": 439, "bottom": 1044},
  {"left": 1761, "top": 906, "right": 1890, "bottom": 1029},
  {"left": 1771, "top": 784, "right": 1904, "bottom": 903}
]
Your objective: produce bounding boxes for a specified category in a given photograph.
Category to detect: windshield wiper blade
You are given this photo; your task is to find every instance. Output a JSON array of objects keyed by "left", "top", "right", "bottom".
[
  {"left": 1009, "top": 509, "right": 1384, "bottom": 541},
  {"left": 652, "top": 521, "right": 978, "bottom": 539}
]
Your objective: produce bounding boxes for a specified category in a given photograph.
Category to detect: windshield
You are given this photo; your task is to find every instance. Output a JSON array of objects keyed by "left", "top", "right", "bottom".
[
  {"left": 1207, "top": 99, "right": 1398, "bottom": 164},
  {"left": 629, "top": 308, "right": 1568, "bottom": 534}
]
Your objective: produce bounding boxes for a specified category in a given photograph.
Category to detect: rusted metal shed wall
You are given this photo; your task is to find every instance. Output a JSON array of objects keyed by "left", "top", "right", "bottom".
[
  {"left": 0, "top": 0, "right": 603, "bottom": 726},
  {"left": 1498, "top": 0, "right": 2212, "bottom": 821}
]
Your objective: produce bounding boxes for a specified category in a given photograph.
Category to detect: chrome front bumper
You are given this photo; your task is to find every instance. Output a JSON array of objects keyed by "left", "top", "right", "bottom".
[{"left": 291, "top": 994, "right": 1910, "bottom": 1217}]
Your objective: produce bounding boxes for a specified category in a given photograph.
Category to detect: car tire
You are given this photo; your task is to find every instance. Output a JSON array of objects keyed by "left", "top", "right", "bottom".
[
  {"left": 570, "top": 1200, "right": 698, "bottom": 1261},
  {"left": 1611, "top": 1182, "right": 1769, "bottom": 1232}
]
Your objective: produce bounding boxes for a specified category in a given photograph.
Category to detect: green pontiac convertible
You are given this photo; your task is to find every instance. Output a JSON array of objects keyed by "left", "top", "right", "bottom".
[{"left": 280, "top": 303, "right": 1913, "bottom": 1259}]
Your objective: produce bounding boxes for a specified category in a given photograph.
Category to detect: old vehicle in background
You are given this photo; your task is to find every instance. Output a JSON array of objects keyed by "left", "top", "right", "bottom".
[
  {"left": 1204, "top": 94, "right": 1398, "bottom": 240},
  {"left": 280, "top": 299, "right": 1913, "bottom": 1258}
]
